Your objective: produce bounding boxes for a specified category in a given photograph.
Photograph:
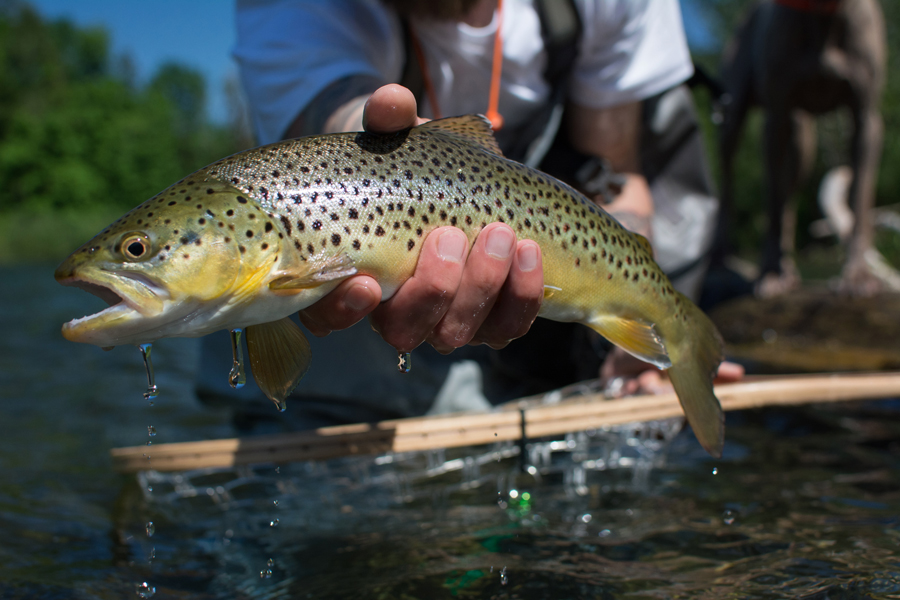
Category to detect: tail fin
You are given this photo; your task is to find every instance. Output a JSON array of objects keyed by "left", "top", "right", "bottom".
[{"left": 667, "top": 293, "right": 725, "bottom": 457}]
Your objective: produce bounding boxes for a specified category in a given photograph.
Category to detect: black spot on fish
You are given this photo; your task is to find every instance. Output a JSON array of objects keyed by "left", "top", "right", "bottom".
[
  {"left": 312, "top": 221, "right": 322, "bottom": 231},
  {"left": 331, "top": 233, "right": 341, "bottom": 246},
  {"left": 237, "top": 196, "right": 248, "bottom": 204},
  {"left": 407, "top": 239, "right": 415, "bottom": 251},
  {"left": 375, "top": 226, "right": 385, "bottom": 237}
]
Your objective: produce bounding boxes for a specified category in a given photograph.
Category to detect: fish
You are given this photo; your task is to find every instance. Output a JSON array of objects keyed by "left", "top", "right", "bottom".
[{"left": 55, "top": 115, "right": 726, "bottom": 456}]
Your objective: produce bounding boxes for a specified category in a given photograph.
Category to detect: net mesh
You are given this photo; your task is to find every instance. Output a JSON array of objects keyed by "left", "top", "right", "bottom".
[{"left": 138, "top": 415, "right": 685, "bottom": 509}]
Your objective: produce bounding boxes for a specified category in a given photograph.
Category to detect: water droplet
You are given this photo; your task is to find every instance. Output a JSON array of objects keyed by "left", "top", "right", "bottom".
[
  {"left": 146, "top": 440, "right": 152, "bottom": 446},
  {"left": 274, "top": 399, "right": 287, "bottom": 412},
  {"left": 712, "top": 467, "right": 718, "bottom": 475},
  {"left": 581, "top": 513, "right": 592, "bottom": 523},
  {"left": 723, "top": 509, "right": 736, "bottom": 525},
  {"left": 275, "top": 466, "right": 280, "bottom": 474},
  {"left": 147, "top": 485, "right": 153, "bottom": 493},
  {"left": 500, "top": 566, "right": 508, "bottom": 585},
  {"left": 135, "top": 582, "right": 156, "bottom": 598},
  {"left": 260, "top": 568, "right": 272, "bottom": 579},
  {"left": 397, "top": 351, "right": 411, "bottom": 373},
  {"left": 145, "top": 522, "right": 155, "bottom": 537},
  {"left": 270, "top": 518, "right": 280, "bottom": 527},
  {"left": 228, "top": 329, "right": 246, "bottom": 389},
  {"left": 273, "top": 499, "right": 279, "bottom": 507},
  {"left": 138, "top": 344, "right": 158, "bottom": 403},
  {"left": 267, "top": 558, "right": 275, "bottom": 567},
  {"left": 598, "top": 529, "right": 611, "bottom": 537},
  {"left": 149, "top": 547, "right": 156, "bottom": 561},
  {"left": 147, "top": 425, "right": 156, "bottom": 437}
]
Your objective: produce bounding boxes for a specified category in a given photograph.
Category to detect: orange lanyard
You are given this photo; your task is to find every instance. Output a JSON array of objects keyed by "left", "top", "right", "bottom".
[{"left": 408, "top": 0, "right": 505, "bottom": 130}]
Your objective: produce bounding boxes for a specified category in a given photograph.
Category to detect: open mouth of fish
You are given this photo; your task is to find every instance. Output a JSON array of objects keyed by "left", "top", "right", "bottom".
[{"left": 56, "top": 271, "right": 169, "bottom": 343}]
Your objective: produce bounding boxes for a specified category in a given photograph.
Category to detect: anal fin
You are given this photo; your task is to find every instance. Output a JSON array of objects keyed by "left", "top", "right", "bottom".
[
  {"left": 245, "top": 317, "right": 312, "bottom": 410},
  {"left": 587, "top": 315, "right": 672, "bottom": 369}
]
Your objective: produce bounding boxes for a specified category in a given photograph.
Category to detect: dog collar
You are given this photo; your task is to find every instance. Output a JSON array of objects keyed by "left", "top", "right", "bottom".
[{"left": 773, "top": 0, "right": 840, "bottom": 14}]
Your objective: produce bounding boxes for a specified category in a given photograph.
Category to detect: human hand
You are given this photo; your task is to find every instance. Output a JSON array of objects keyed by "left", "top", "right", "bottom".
[
  {"left": 600, "top": 173, "right": 654, "bottom": 241},
  {"left": 600, "top": 346, "right": 745, "bottom": 396},
  {"left": 298, "top": 84, "right": 545, "bottom": 353}
]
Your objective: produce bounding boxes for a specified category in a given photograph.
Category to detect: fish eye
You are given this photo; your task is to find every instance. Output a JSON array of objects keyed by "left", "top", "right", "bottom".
[{"left": 120, "top": 234, "right": 150, "bottom": 260}]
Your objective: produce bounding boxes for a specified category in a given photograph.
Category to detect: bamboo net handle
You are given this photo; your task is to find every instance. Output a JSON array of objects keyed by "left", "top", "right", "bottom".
[{"left": 111, "top": 371, "right": 900, "bottom": 473}]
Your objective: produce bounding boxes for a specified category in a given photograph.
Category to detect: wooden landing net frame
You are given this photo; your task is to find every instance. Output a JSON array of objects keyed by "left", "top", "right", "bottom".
[{"left": 112, "top": 372, "right": 900, "bottom": 474}]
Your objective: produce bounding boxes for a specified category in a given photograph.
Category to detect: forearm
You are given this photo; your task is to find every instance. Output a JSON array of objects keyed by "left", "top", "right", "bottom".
[
  {"left": 565, "top": 101, "right": 641, "bottom": 172},
  {"left": 282, "top": 75, "right": 382, "bottom": 139},
  {"left": 565, "top": 101, "right": 653, "bottom": 239},
  {"left": 323, "top": 95, "right": 369, "bottom": 133}
]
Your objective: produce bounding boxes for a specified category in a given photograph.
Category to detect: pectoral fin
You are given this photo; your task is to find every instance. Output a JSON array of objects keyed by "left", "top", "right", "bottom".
[
  {"left": 587, "top": 315, "right": 672, "bottom": 369},
  {"left": 245, "top": 317, "right": 312, "bottom": 409},
  {"left": 269, "top": 253, "right": 357, "bottom": 292}
]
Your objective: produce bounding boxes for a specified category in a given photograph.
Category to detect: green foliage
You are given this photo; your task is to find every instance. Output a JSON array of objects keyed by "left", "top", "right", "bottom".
[{"left": 0, "top": 2, "right": 248, "bottom": 263}]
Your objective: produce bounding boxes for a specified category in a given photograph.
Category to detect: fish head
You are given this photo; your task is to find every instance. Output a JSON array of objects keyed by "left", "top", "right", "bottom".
[{"left": 55, "top": 176, "right": 282, "bottom": 347}]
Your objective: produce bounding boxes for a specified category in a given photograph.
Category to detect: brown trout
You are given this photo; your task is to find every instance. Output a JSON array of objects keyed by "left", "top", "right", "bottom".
[{"left": 55, "top": 115, "right": 725, "bottom": 456}]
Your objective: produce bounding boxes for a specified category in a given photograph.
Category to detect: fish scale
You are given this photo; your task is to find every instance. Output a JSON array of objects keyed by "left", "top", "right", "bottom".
[
  {"left": 204, "top": 122, "right": 678, "bottom": 319},
  {"left": 55, "top": 115, "right": 725, "bottom": 456}
]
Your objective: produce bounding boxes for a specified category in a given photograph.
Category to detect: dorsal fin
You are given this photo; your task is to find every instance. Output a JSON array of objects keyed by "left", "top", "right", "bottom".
[{"left": 418, "top": 115, "right": 504, "bottom": 156}]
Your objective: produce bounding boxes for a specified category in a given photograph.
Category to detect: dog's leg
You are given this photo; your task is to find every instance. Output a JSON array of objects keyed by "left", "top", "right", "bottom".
[
  {"left": 757, "top": 108, "right": 816, "bottom": 298},
  {"left": 714, "top": 4, "right": 764, "bottom": 266},
  {"left": 841, "top": 101, "right": 885, "bottom": 295}
]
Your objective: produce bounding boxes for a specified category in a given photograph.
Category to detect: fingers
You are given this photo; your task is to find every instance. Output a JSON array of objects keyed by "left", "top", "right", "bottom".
[
  {"left": 369, "top": 227, "right": 470, "bottom": 352},
  {"left": 472, "top": 240, "right": 543, "bottom": 348},
  {"left": 431, "top": 232, "right": 543, "bottom": 351},
  {"left": 426, "top": 223, "right": 517, "bottom": 352},
  {"left": 370, "top": 223, "right": 544, "bottom": 354},
  {"left": 297, "top": 276, "right": 382, "bottom": 337},
  {"left": 714, "top": 360, "right": 745, "bottom": 384},
  {"left": 362, "top": 84, "right": 429, "bottom": 133}
]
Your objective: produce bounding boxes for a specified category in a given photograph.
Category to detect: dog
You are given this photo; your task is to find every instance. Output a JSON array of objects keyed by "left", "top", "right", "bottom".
[{"left": 716, "top": 0, "right": 887, "bottom": 297}]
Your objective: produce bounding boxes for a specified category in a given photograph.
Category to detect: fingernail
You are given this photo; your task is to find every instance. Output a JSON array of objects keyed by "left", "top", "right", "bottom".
[
  {"left": 486, "top": 227, "right": 514, "bottom": 259},
  {"left": 438, "top": 230, "right": 467, "bottom": 262},
  {"left": 518, "top": 242, "right": 539, "bottom": 272},
  {"left": 344, "top": 282, "right": 374, "bottom": 312}
]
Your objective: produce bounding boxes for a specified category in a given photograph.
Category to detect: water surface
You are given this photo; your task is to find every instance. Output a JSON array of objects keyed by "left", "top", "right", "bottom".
[{"left": 3, "top": 264, "right": 900, "bottom": 599}]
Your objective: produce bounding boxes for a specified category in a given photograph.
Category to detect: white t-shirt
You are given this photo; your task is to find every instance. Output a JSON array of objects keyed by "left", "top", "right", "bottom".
[{"left": 234, "top": 0, "right": 694, "bottom": 145}]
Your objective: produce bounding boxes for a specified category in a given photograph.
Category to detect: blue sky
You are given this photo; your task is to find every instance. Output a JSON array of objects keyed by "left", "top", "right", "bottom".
[
  {"left": 30, "top": 0, "right": 238, "bottom": 122},
  {"left": 28, "top": 0, "right": 716, "bottom": 125}
]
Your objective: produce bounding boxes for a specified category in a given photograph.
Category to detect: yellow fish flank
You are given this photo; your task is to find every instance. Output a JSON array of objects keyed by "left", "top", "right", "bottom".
[{"left": 55, "top": 116, "right": 726, "bottom": 456}]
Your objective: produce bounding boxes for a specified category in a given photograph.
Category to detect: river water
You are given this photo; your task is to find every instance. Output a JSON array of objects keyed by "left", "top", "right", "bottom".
[{"left": 3, "top": 264, "right": 900, "bottom": 598}]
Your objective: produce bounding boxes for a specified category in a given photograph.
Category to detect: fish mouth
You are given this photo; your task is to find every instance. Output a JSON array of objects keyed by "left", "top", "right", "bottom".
[{"left": 56, "top": 269, "right": 170, "bottom": 345}]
